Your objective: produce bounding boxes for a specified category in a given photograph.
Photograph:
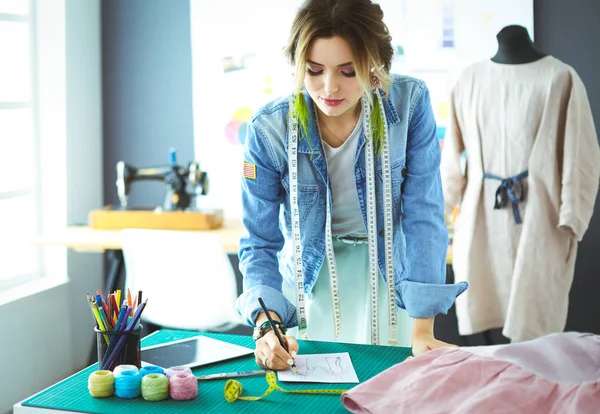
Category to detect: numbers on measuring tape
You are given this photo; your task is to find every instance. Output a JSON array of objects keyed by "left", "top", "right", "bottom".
[
  {"left": 288, "top": 96, "right": 309, "bottom": 340},
  {"left": 362, "top": 95, "right": 381, "bottom": 346},
  {"left": 376, "top": 90, "right": 398, "bottom": 345},
  {"left": 325, "top": 191, "right": 342, "bottom": 339}
]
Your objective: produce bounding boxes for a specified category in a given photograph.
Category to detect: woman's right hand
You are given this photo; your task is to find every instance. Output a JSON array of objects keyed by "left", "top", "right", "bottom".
[{"left": 255, "top": 329, "right": 299, "bottom": 371}]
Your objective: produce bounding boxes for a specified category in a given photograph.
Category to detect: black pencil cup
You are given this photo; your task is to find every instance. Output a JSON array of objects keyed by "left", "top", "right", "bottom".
[{"left": 95, "top": 325, "right": 142, "bottom": 371}]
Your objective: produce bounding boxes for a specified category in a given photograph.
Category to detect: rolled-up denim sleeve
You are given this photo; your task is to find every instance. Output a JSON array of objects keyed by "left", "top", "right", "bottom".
[
  {"left": 400, "top": 85, "right": 468, "bottom": 318},
  {"left": 235, "top": 120, "right": 297, "bottom": 327}
]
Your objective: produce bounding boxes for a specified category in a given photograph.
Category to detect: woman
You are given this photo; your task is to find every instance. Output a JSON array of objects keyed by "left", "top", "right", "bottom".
[{"left": 236, "top": 0, "right": 468, "bottom": 371}]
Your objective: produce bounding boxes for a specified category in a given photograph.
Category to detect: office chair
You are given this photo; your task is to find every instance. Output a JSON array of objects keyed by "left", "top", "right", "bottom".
[{"left": 121, "top": 229, "right": 245, "bottom": 332}]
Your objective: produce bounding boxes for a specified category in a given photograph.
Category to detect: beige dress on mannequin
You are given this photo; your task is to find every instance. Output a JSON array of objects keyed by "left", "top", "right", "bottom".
[{"left": 442, "top": 56, "right": 600, "bottom": 342}]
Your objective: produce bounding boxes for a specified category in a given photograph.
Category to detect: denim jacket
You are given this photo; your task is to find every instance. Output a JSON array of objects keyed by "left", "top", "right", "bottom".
[{"left": 237, "top": 74, "right": 468, "bottom": 328}]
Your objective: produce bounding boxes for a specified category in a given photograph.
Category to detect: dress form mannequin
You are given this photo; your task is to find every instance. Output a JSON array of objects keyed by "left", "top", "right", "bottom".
[
  {"left": 491, "top": 25, "right": 547, "bottom": 64},
  {"left": 469, "top": 24, "right": 545, "bottom": 346}
]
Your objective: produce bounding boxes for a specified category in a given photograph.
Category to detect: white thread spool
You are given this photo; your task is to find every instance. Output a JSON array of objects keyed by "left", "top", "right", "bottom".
[{"left": 113, "top": 364, "right": 139, "bottom": 377}]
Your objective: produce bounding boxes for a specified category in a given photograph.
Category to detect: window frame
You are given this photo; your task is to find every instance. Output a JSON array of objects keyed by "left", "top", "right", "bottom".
[{"left": 0, "top": 0, "right": 44, "bottom": 290}]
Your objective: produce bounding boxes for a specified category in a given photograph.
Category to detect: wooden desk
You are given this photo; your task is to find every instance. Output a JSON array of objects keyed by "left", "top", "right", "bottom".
[
  {"left": 34, "top": 219, "right": 245, "bottom": 298},
  {"left": 34, "top": 218, "right": 245, "bottom": 254}
]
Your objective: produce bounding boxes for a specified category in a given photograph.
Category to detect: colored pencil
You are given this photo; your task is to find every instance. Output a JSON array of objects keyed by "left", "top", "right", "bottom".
[
  {"left": 102, "top": 299, "right": 148, "bottom": 370},
  {"left": 110, "top": 294, "right": 119, "bottom": 320},
  {"left": 101, "top": 304, "right": 129, "bottom": 363},
  {"left": 87, "top": 294, "right": 109, "bottom": 345}
]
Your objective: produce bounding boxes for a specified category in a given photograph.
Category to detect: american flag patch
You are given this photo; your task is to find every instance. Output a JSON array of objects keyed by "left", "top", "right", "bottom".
[{"left": 243, "top": 162, "right": 256, "bottom": 179}]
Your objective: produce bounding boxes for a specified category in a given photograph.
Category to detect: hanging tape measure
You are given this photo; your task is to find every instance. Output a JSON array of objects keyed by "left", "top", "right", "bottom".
[
  {"left": 288, "top": 92, "right": 398, "bottom": 345},
  {"left": 224, "top": 371, "right": 346, "bottom": 403},
  {"left": 288, "top": 105, "right": 309, "bottom": 341},
  {"left": 362, "top": 94, "right": 381, "bottom": 346},
  {"left": 325, "top": 187, "right": 341, "bottom": 339},
  {"left": 376, "top": 90, "right": 398, "bottom": 345}
]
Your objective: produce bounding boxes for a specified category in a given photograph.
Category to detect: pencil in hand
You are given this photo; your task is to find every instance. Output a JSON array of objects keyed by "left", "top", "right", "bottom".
[{"left": 257, "top": 297, "right": 298, "bottom": 373}]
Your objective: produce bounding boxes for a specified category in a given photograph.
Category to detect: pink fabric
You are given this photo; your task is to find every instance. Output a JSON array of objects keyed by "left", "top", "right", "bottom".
[{"left": 342, "top": 333, "right": 600, "bottom": 413}]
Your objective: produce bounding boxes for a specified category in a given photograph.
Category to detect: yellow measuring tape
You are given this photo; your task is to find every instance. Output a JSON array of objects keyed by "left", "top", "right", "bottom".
[
  {"left": 224, "top": 371, "right": 347, "bottom": 403},
  {"left": 225, "top": 356, "right": 414, "bottom": 403}
]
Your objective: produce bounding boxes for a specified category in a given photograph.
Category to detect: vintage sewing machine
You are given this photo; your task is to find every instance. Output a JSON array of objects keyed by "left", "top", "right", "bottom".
[
  {"left": 89, "top": 150, "right": 223, "bottom": 230},
  {"left": 115, "top": 159, "right": 208, "bottom": 211}
]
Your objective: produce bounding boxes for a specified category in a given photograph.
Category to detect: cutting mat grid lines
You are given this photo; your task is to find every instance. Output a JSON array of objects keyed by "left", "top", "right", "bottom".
[{"left": 23, "top": 330, "right": 411, "bottom": 413}]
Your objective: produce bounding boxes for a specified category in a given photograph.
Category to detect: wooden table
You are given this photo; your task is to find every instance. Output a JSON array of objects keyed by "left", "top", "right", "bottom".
[
  {"left": 34, "top": 219, "right": 245, "bottom": 296},
  {"left": 34, "top": 218, "right": 245, "bottom": 254}
]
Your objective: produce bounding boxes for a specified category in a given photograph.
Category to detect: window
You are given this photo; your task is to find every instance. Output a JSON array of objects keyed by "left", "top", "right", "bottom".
[{"left": 0, "top": 0, "right": 42, "bottom": 288}]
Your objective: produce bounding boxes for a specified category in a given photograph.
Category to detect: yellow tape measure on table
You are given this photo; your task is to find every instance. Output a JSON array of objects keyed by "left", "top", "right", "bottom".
[{"left": 224, "top": 371, "right": 347, "bottom": 403}]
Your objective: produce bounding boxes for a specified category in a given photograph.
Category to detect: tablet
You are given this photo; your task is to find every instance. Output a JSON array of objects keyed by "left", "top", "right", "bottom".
[{"left": 141, "top": 335, "right": 254, "bottom": 369}]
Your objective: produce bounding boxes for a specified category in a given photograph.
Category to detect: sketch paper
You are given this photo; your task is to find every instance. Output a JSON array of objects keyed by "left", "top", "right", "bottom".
[{"left": 277, "top": 352, "right": 359, "bottom": 383}]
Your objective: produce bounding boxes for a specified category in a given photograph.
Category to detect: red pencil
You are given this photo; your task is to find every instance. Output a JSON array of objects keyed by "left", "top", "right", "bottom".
[
  {"left": 110, "top": 294, "right": 119, "bottom": 319},
  {"left": 102, "top": 302, "right": 109, "bottom": 319}
]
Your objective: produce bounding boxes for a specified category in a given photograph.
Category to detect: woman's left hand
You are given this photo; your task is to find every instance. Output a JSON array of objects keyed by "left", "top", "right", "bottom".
[{"left": 411, "top": 331, "right": 457, "bottom": 357}]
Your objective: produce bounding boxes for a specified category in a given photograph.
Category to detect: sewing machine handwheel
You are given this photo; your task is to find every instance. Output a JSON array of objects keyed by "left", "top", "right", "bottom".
[
  {"left": 200, "top": 172, "right": 209, "bottom": 195},
  {"left": 188, "top": 161, "right": 209, "bottom": 196}
]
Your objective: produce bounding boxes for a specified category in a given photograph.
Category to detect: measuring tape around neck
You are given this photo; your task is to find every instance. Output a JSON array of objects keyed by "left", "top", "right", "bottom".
[
  {"left": 288, "top": 92, "right": 398, "bottom": 345},
  {"left": 362, "top": 94, "right": 380, "bottom": 345},
  {"left": 288, "top": 104, "right": 309, "bottom": 340},
  {"left": 376, "top": 91, "right": 398, "bottom": 345},
  {"left": 224, "top": 371, "right": 346, "bottom": 403}
]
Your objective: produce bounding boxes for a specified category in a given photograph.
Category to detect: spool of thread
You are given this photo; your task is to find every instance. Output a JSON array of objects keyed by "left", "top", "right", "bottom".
[
  {"left": 169, "top": 372, "right": 198, "bottom": 401},
  {"left": 141, "top": 373, "right": 169, "bottom": 401},
  {"left": 88, "top": 370, "right": 115, "bottom": 398},
  {"left": 114, "top": 370, "right": 142, "bottom": 399},
  {"left": 165, "top": 365, "right": 192, "bottom": 379},
  {"left": 113, "top": 364, "right": 139, "bottom": 377},
  {"left": 139, "top": 365, "right": 165, "bottom": 377}
]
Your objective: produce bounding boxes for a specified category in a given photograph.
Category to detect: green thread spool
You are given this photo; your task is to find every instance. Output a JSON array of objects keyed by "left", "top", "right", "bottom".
[
  {"left": 88, "top": 370, "right": 115, "bottom": 398},
  {"left": 141, "top": 373, "right": 169, "bottom": 401}
]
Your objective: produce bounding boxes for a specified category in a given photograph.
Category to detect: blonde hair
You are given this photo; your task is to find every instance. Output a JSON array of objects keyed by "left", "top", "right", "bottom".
[
  {"left": 284, "top": 0, "right": 394, "bottom": 98},
  {"left": 284, "top": 0, "right": 394, "bottom": 154}
]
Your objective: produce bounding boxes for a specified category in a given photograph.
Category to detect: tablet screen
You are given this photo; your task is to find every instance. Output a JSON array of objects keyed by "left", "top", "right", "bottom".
[{"left": 141, "top": 335, "right": 254, "bottom": 369}]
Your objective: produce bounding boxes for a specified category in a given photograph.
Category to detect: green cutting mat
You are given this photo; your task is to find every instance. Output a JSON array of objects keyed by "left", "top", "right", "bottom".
[{"left": 23, "top": 330, "right": 411, "bottom": 413}]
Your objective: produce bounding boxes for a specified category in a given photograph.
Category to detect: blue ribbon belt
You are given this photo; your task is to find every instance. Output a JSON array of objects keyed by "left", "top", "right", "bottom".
[{"left": 483, "top": 170, "right": 529, "bottom": 224}]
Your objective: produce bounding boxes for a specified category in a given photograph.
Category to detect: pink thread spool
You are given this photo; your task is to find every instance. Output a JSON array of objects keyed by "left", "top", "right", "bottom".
[{"left": 169, "top": 372, "right": 198, "bottom": 400}]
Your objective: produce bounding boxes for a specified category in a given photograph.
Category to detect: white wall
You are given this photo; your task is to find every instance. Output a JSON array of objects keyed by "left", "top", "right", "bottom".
[
  {"left": 0, "top": 1, "right": 103, "bottom": 412},
  {"left": 64, "top": 0, "right": 104, "bottom": 371}
]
